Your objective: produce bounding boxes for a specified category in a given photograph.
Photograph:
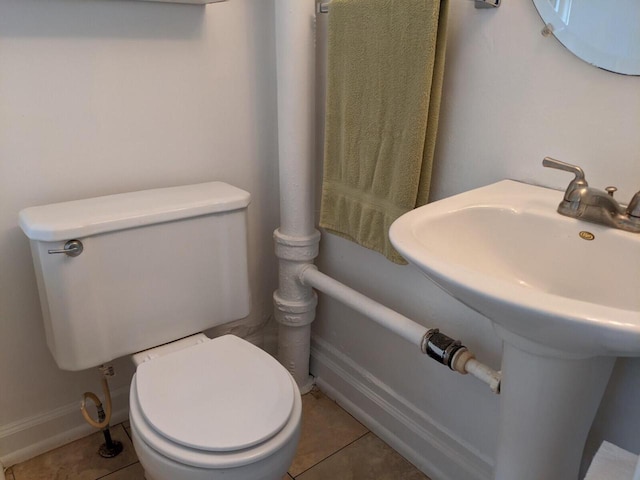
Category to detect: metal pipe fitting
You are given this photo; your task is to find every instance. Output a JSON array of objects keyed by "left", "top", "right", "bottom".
[
  {"left": 421, "top": 329, "right": 467, "bottom": 370},
  {"left": 422, "top": 330, "right": 501, "bottom": 392}
]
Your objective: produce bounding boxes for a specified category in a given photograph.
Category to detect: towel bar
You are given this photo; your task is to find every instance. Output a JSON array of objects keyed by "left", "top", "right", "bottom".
[
  {"left": 474, "top": 0, "right": 500, "bottom": 8},
  {"left": 317, "top": 0, "right": 500, "bottom": 14}
]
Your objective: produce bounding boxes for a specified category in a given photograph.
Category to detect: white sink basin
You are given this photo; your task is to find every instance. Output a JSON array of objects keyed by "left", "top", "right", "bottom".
[{"left": 390, "top": 180, "right": 640, "bottom": 357}]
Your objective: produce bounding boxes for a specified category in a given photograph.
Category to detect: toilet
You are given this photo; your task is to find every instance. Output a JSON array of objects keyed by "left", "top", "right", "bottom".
[{"left": 19, "top": 182, "right": 301, "bottom": 480}]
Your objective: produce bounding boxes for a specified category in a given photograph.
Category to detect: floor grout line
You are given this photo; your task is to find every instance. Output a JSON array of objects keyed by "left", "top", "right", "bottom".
[
  {"left": 292, "top": 430, "right": 371, "bottom": 478},
  {"left": 94, "top": 461, "right": 140, "bottom": 480},
  {"left": 121, "top": 422, "right": 133, "bottom": 443}
]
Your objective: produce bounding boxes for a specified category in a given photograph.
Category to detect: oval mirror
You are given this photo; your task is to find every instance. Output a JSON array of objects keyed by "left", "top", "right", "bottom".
[{"left": 532, "top": 0, "right": 640, "bottom": 76}]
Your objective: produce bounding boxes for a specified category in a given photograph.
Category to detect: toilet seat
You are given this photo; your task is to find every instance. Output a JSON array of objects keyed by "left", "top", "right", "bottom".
[
  {"left": 136, "top": 335, "right": 295, "bottom": 452},
  {"left": 130, "top": 335, "right": 300, "bottom": 469}
]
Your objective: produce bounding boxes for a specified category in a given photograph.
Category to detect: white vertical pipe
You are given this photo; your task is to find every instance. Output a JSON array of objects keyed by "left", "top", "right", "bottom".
[
  {"left": 274, "top": 0, "right": 319, "bottom": 393},
  {"left": 275, "top": 0, "right": 316, "bottom": 237}
]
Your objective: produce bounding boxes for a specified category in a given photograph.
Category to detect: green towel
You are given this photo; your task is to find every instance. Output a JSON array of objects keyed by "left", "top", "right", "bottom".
[{"left": 320, "top": 0, "right": 449, "bottom": 264}]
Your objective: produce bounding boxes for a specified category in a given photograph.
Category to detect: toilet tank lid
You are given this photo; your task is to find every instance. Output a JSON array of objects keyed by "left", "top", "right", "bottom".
[{"left": 19, "top": 182, "right": 250, "bottom": 242}]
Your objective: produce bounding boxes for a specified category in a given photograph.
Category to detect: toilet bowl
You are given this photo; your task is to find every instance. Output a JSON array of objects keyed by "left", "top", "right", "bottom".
[{"left": 129, "top": 335, "right": 302, "bottom": 480}]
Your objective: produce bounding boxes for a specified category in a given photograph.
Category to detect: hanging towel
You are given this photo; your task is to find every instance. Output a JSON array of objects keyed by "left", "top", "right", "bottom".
[{"left": 320, "top": 0, "right": 449, "bottom": 264}]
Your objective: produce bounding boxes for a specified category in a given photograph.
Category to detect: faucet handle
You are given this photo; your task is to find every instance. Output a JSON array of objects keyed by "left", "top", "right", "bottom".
[
  {"left": 542, "top": 157, "right": 587, "bottom": 184},
  {"left": 627, "top": 191, "right": 640, "bottom": 218},
  {"left": 542, "top": 157, "right": 589, "bottom": 200}
]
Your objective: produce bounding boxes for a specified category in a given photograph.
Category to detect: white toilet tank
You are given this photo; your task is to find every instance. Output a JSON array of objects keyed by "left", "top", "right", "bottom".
[{"left": 19, "top": 182, "right": 251, "bottom": 371}]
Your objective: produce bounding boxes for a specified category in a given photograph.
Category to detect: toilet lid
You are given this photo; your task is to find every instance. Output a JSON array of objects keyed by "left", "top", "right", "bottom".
[{"left": 135, "top": 335, "right": 295, "bottom": 452}]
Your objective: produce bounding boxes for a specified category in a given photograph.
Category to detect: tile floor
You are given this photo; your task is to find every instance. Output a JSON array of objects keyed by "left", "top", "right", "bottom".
[{"left": 6, "top": 388, "right": 430, "bottom": 480}]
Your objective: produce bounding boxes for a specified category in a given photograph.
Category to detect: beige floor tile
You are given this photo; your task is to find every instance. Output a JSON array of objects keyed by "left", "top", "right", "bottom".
[
  {"left": 121, "top": 421, "right": 132, "bottom": 440},
  {"left": 12, "top": 425, "right": 138, "bottom": 480},
  {"left": 288, "top": 389, "right": 368, "bottom": 477},
  {"left": 297, "top": 432, "right": 430, "bottom": 480},
  {"left": 98, "top": 462, "right": 145, "bottom": 480},
  {"left": 282, "top": 475, "right": 294, "bottom": 480}
]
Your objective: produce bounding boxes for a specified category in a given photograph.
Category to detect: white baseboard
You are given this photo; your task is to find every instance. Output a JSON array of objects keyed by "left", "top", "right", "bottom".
[
  {"left": 0, "top": 386, "right": 130, "bottom": 467},
  {"left": 310, "top": 335, "right": 493, "bottom": 480}
]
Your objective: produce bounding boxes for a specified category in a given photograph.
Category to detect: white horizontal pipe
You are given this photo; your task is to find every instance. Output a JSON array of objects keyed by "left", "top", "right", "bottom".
[
  {"left": 300, "top": 265, "right": 502, "bottom": 393},
  {"left": 300, "top": 266, "right": 429, "bottom": 348},
  {"left": 465, "top": 358, "right": 502, "bottom": 393}
]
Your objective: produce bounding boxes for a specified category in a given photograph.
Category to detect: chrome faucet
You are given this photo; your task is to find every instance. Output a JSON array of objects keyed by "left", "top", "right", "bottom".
[{"left": 542, "top": 157, "right": 640, "bottom": 233}]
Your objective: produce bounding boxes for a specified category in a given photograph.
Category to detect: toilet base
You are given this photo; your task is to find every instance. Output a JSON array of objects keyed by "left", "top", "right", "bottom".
[
  {"left": 131, "top": 421, "right": 300, "bottom": 480},
  {"left": 128, "top": 336, "right": 303, "bottom": 480}
]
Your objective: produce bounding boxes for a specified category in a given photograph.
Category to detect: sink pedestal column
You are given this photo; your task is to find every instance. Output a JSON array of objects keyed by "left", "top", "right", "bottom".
[{"left": 494, "top": 332, "right": 615, "bottom": 480}]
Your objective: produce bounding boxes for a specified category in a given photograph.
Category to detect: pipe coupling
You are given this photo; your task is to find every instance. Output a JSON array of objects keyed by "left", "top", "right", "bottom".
[
  {"left": 273, "top": 290, "right": 318, "bottom": 327},
  {"left": 273, "top": 228, "right": 321, "bottom": 262},
  {"left": 421, "top": 329, "right": 467, "bottom": 371}
]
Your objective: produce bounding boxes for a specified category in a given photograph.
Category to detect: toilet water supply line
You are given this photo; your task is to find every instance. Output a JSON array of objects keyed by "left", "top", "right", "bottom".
[
  {"left": 273, "top": 0, "right": 501, "bottom": 394},
  {"left": 79, "top": 364, "right": 123, "bottom": 457},
  {"left": 80, "top": 366, "right": 113, "bottom": 430}
]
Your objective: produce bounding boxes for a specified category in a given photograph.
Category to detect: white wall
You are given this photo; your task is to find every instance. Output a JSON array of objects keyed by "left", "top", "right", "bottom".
[
  {"left": 0, "top": 0, "right": 279, "bottom": 465},
  {"left": 312, "top": 1, "right": 640, "bottom": 479}
]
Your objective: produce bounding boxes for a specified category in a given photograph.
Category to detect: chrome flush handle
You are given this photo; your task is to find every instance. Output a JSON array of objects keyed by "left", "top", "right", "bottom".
[{"left": 48, "top": 239, "right": 83, "bottom": 257}]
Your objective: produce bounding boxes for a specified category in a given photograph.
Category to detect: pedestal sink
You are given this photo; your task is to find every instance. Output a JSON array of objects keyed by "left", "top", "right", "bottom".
[{"left": 389, "top": 180, "right": 640, "bottom": 480}]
